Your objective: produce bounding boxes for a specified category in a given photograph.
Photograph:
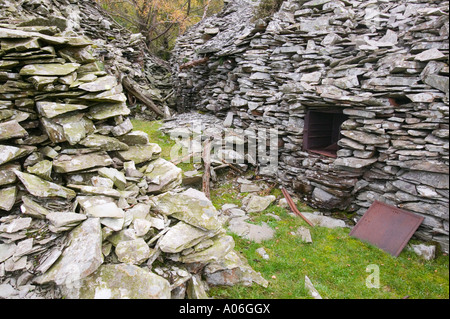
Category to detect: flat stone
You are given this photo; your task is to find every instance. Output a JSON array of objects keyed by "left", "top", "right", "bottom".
[
  {"left": 79, "top": 134, "right": 129, "bottom": 152},
  {"left": 240, "top": 184, "right": 261, "bottom": 193},
  {"left": 115, "top": 238, "right": 152, "bottom": 265},
  {"left": 36, "top": 101, "right": 89, "bottom": 118},
  {"left": 0, "top": 27, "right": 68, "bottom": 45},
  {"left": 53, "top": 152, "right": 113, "bottom": 173},
  {"left": 180, "top": 234, "right": 235, "bottom": 264},
  {"left": 0, "top": 243, "right": 16, "bottom": 263},
  {"left": 116, "top": 131, "right": 150, "bottom": 145},
  {"left": 204, "top": 251, "right": 268, "bottom": 287},
  {"left": 0, "top": 163, "right": 20, "bottom": 186},
  {"left": 133, "top": 219, "right": 152, "bottom": 237},
  {"left": 111, "top": 118, "right": 133, "bottom": 137},
  {"left": 228, "top": 218, "right": 275, "bottom": 243},
  {"left": 78, "top": 76, "right": 118, "bottom": 92},
  {"left": 244, "top": 195, "right": 276, "bottom": 213},
  {"left": 0, "top": 217, "right": 32, "bottom": 233},
  {"left": 28, "top": 76, "right": 58, "bottom": 90},
  {"left": 68, "top": 185, "right": 122, "bottom": 198},
  {"left": 0, "top": 120, "right": 28, "bottom": 141},
  {"left": 46, "top": 212, "right": 87, "bottom": 229},
  {"left": 34, "top": 218, "right": 103, "bottom": 286},
  {"left": 98, "top": 167, "right": 127, "bottom": 190},
  {"left": 87, "top": 102, "right": 130, "bottom": 120},
  {"left": 364, "top": 77, "right": 418, "bottom": 87},
  {"left": 409, "top": 244, "right": 436, "bottom": 260},
  {"left": 116, "top": 143, "right": 162, "bottom": 165},
  {"left": 334, "top": 157, "right": 378, "bottom": 169},
  {"left": 26, "top": 160, "right": 52, "bottom": 181},
  {"left": 301, "top": 212, "right": 346, "bottom": 229},
  {"left": 295, "top": 226, "right": 312, "bottom": 243},
  {"left": 414, "top": 48, "right": 446, "bottom": 62},
  {"left": 153, "top": 188, "right": 221, "bottom": 231},
  {"left": 84, "top": 202, "right": 124, "bottom": 219},
  {"left": 20, "top": 195, "right": 50, "bottom": 219},
  {"left": 423, "top": 74, "right": 449, "bottom": 94},
  {"left": 0, "top": 185, "right": 16, "bottom": 211},
  {"left": 305, "top": 275, "right": 322, "bottom": 299},
  {"left": 159, "top": 221, "right": 213, "bottom": 253},
  {"left": 0, "top": 284, "right": 18, "bottom": 299},
  {"left": 19, "top": 63, "right": 80, "bottom": 76},
  {"left": 340, "top": 130, "right": 389, "bottom": 145},
  {"left": 145, "top": 158, "right": 183, "bottom": 193},
  {"left": 61, "top": 263, "right": 170, "bottom": 299},
  {"left": 14, "top": 170, "right": 76, "bottom": 199}
]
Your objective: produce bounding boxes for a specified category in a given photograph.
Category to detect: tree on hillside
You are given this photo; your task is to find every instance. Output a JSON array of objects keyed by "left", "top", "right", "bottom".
[{"left": 96, "top": 0, "right": 223, "bottom": 58}]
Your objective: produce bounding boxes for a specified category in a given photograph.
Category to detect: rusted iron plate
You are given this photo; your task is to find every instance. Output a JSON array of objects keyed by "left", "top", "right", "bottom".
[{"left": 349, "top": 201, "right": 424, "bottom": 257}]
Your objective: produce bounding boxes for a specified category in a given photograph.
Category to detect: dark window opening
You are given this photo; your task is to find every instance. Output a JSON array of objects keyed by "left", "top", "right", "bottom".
[{"left": 303, "top": 109, "right": 348, "bottom": 158}]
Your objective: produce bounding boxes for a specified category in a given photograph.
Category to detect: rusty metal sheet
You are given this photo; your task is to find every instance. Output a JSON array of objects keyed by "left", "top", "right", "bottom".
[{"left": 349, "top": 201, "right": 424, "bottom": 257}]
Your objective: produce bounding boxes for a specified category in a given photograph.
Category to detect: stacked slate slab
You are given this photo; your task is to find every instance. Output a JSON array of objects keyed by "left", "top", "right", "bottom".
[
  {"left": 0, "top": 25, "right": 267, "bottom": 299},
  {"left": 171, "top": 0, "right": 449, "bottom": 252},
  {"left": 0, "top": 0, "right": 175, "bottom": 120}
]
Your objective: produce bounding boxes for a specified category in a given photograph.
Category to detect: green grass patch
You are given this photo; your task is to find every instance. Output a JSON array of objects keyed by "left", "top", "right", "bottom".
[
  {"left": 131, "top": 119, "right": 195, "bottom": 172},
  {"left": 209, "top": 189, "right": 449, "bottom": 299}
]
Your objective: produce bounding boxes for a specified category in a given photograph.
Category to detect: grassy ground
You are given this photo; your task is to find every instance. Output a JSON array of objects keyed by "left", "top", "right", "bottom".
[{"left": 132, "top": 119, "right": 449, "bottom": 299}]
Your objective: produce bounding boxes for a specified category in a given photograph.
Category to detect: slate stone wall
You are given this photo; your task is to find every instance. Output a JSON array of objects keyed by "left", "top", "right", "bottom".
[{"left": 171, "top": 0, "right": 449, "bottom": 251}]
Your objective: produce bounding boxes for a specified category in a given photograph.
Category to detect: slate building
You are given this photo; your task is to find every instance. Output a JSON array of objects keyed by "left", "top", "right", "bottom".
[{"left": 171, "top": 0, "right": 449, "bottom": 251}]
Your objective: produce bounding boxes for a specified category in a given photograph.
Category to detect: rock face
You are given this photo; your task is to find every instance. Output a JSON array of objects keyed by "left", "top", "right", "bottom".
[
  {"left": 171, "top": 0, "right": 449, "bottom": 252},
  {"left": 0, "top": 22, "right": 266, "bottom": 299}
]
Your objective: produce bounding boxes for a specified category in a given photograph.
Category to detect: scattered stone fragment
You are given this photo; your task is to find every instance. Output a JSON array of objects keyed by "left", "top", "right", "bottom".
[
  {"left": 61, "top": 263, "right": 171, "bottom": 299},
  {"left": 153, "top": 188, "right": 222, "bottom": 231},
  {"left": 20, "top": 63, "right": 80, "bottom": 76},
  {"left": 305, "top": 275, "right": 322, "bottom": 299},
  {"left": 14, "top": 171, "right": 76, "bottom": 199},
  {"left": 35, "top": 218, "right": 103, "bottom": 286},
  {"left": 52, "top": 152, "right": 113, "bottom": 173},
  {"left": 301, "top": 212, "right": 346, "bottom": 229},
  {"left": 116, "top": 143, "right": 162, "bottom": 164},
  {"left": 409, "top": 244, "right": 436, "bottom": 261},
  {"left": 115, "top": 238, "right": 152, "bottom": 265},
  {"left": 0, "top": 186, "right": 17, "bottom": 211},
  {"left": 159, "top": 221, "right": 214, "bottom": 253},
  {"left": 46, "top": 212, "right": 87, "bottom": 232},
  {"left": 294, "top": 226, "right": 313, "bottom": 243},
  {"left": 244, "top": 194, "right": 276, "bottom": 213},
  {"left": 204, "top": 251, "right": 268, "bottom": 287},
  {"left": 256, "top": 247, "right": 269, "bottom": 260},
  {"left": 145, "top": 158, "right": 183, "bottom": 193}
]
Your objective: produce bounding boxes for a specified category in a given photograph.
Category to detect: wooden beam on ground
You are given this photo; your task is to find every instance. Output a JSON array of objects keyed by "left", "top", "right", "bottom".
[
  {"left": 202, "top": 138, "right": 212, "bottom": 199},
  {"left": 122, "top": 76, "right": 166, "bottom": 118}
]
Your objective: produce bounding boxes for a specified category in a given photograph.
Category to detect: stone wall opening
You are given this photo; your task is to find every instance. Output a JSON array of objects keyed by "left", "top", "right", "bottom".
[{"left": 303, "top": 109, "right": 347, "bottom": 158}]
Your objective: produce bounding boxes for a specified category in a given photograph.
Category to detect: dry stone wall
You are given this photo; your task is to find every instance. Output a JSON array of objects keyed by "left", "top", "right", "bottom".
[{"left": 171, "top": 0, "right": 449, "bottom": 251}]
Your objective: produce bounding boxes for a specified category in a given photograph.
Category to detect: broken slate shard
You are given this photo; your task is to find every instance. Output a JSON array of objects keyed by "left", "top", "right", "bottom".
[{"left": 14, "top": 170, "right": 76, "bottom": 199}]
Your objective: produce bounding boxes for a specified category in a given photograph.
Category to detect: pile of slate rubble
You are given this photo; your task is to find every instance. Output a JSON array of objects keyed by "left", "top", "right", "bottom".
[
  {"left": 0, "top": 0, "right": 175, "bottom": 120},
  {"left": 0, "top": 25, "right": 267, "bottom": 299}
]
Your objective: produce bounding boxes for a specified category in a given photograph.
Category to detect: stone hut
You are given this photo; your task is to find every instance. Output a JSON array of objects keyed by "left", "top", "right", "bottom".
[{"left": 171, "top": 0, "right": 449, "bottom": 252}]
